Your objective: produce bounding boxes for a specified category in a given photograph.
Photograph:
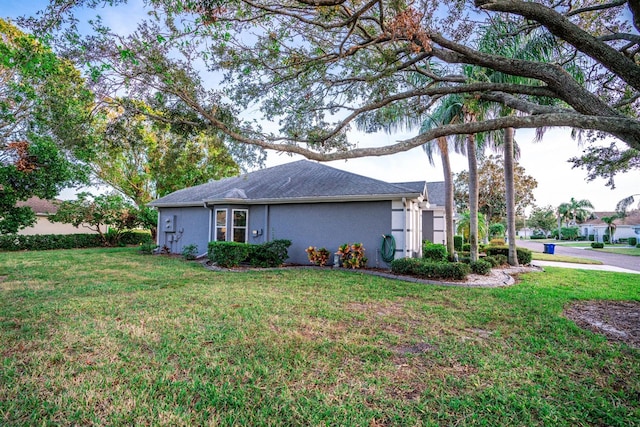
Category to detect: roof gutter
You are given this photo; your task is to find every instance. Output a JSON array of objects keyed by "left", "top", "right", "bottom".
[{"left": 201, "top": 193, "right": 422, "bottom": 206}]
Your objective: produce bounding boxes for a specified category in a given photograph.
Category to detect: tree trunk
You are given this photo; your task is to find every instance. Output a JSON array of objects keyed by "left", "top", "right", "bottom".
[
  {"left": 438, "top": 138, "right": 456, "bottom": 260},
  {"left": 466, "top": 134, "right": 479, "bottom": 262},
  {"left": 504, "top": 127, "right": 519, "bottom": 266}
]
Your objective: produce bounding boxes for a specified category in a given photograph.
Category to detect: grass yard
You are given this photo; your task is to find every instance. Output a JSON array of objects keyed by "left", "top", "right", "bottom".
[
  {"left": 531, "top": 252, "right": 603, "bottom": 264},
  {"left": 591, "top": 246, "right": 640, "bottom": 256},
  {"left": 1, "top": 248, "right": 639, "bottom": 426}
]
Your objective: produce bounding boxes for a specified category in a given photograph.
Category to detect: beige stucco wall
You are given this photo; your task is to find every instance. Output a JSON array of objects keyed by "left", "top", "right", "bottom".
[{"left": 17, "top": 216, "right": 106, "bottom": 236}]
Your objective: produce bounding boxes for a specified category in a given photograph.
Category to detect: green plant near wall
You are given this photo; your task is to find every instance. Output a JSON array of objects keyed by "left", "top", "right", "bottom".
[
  {"left": 336, "top": 243, "right": 368, "bottom": 269},
  {"left": 422, "top": 241, "right": 448, "bottom": 261},
  {"left": 454, "top": 235, "right": 463, "bottom": 251},
  {"left": 181, "top": 244, "right": 198, "bottom": 260},
  {"left": 305, "top": 246, "right": 331, "bottom": 266}
]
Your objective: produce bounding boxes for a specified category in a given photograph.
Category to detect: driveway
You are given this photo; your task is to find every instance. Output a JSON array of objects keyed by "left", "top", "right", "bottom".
[{"left": 516, "top": 239, "right": 640, "bottom": 272}]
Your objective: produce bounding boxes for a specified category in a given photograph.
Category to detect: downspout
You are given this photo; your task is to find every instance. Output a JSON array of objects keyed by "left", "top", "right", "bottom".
[
  {"left": 264, "top": 205, "right": 270, "bottom": 242},
  {"left": 205, "top": 202, "right": 212, "bottom": 242},
  {"left": 204, "top": 201, "right": 212, "bottom": 258},
  {"left": 402, "top": 197, "right": 408, "bottom": 258},
  {"left": 156, "top": 208, "right": 161, "bottom": 246}
]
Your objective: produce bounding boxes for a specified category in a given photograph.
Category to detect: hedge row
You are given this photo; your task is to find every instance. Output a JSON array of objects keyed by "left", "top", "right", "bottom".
[
  {"left": 484, "top": 245, "right": 532, "bottom": 265},
  {"left": 0, "top": 231, "right": 151, "bottom": 251},
  {"left": 391, "top": 258, "right": 470, "bottom": 281},
  {"left": 208, "top": 240, "right": 292, "bottom": 268}
]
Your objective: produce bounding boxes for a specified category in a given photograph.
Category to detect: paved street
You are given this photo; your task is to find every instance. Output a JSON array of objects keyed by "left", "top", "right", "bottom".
[{"left": 516, "top": 239, "right": 640, "bottom": 273}]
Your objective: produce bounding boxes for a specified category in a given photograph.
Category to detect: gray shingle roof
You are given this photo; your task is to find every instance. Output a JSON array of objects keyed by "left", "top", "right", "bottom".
[
  {"left": 150, "top": 160, "right": 423, "bottom": 207},
  {"left": 425, "top": 182, "right": 446, "bottom": 206},
  {"left": 396, "top": 182, "right": 446, "bottom": 206},
  {"left": 16, "top": 197, "right": 59, "bottom": 214}
]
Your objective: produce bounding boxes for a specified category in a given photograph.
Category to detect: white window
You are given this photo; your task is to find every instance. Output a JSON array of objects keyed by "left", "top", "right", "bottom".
[
  {"left": 231, "top": 209, "right": 248, "bottom": 243},
  {"left": 215, "top": 209, "right": 227, "bottom": 241}
]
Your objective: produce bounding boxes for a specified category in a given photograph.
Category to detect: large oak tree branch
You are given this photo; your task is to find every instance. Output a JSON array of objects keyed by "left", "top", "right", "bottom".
[{"left": 475, "top": 0, "right": 640, "bottom": 90}]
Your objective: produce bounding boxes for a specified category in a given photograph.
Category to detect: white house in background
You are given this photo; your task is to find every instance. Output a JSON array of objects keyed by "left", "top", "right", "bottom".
[
  {"left": 580, "top": 210, "right": 640, "bottom": 243},
  {"left": 16, "top": 197, "right": 105, "bottom": 236}
]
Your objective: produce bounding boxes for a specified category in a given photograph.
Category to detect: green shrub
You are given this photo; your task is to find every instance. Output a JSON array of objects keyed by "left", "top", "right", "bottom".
[
  {"left": 208, "top": 240, "right": 291, "bottom": 268},
  {"left": 139, "top": 238, "right": 158, "bottom": 254},
  {"left": 0, "top": 233, "right": 105, "bottom": 251},
  {"left": 591, "top": 242, "right": 604, "bottom": 249},
  {"left": 602, "top": 235, "right": 610, "bottom": 243},
  {"left": 422, "top": 241, "right": 447, "bottom": 262},
  {"left": 208, "top": 241, "right": 251, "bottom": 267},
  {"left": 462, "top": 243, "right": 471, "bottom": 252},
  {"left": 181, "top": 244, "right": 198, "bottom": 260},
  {"left": 637, "top": 243, "right": 640, "bottom": 248},
  {"left": 551, "top": 227, "right": 580, "bottom": 240},
  {"left": 458, "top": 255, "right": 471, "bottom": 264},
  {"left": 489, "top": 254, "right": 508, "bottom": 266},
  {"left": 249, "top": 239, "right": 292, "bottom": 267},
  {"left": 120, "top": 230, "right": 152, "bottom": 245},
  {"left": 530, "top": 233, "right": 546, "bottom": 240},
  {"left": 588, "top": 234, "right": 595, "bottom": 241},
  {"left": 391, "top": 258, "right": 469, "bottom": 280},
  {"left": 484, "top": 245, "right": 532, "bottom": 265},
  {"left": 628, "top": 237, "right": 637, "bottom": 246},
  {"left": 454, "top": 235, "right": 463, "bottom": 251},
  {"left": 483, "top": 255, "right": 500, "bottom": 267},
  {"left": 470, "top": 259, "right": 492, "bottom": 275},
  {"left": 489, "top": 238, "right": 505, "bottom": 246}
]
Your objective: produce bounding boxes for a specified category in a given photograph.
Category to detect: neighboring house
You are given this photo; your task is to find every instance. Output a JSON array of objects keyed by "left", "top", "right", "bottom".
[
  {"left": 149, "top": 160, "right": 445, "bottom": 267},
  {"left": 580, "top": 210, "right": 640, "bottom": 243},
  {"left": 15, "top": 197, "right": 105, "bottom": 236},
  {"left": 517, "top": 227, "right": 536, "bottom": 238}
]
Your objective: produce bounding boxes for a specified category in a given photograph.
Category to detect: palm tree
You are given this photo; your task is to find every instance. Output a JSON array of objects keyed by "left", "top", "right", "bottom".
[
  {"left": 353, "top": 92, "right": 465, "bottom": 259},
  {"left": 456, "top": 211, "right": 488, "bottom": 243},
  {"left": 557, "top": 197, "right": 594, "bottom": 226},
  {"left": 419, "top": 96, "right": 466, "bottom": 259},
  {"left": 557, "top": 197, "right": 594, "bottom": 240},
  {"left": 600, "top": 215, "right": 618, "bottom": 244},
  {"left": 473, "top": 18, "right": 582, "bottom": 265}
]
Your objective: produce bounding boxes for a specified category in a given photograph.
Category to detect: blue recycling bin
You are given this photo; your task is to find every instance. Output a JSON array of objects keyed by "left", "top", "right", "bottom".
[{"left": 543, "top": 243, "right": 556, "bottom": 254}]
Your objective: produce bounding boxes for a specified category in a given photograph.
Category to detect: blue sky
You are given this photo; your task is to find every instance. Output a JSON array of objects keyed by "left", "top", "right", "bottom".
[{"left": 2, "top": 1, "right": 638, "bottom": 211}]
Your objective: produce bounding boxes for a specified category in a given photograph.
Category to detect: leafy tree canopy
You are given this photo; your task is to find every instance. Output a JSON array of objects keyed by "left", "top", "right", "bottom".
[
  {"left": 92, "top": 99, "right": 243, "bottom": 207},
  {"left": 19, "top": 0, "right": 640, "bottom": 185},
  {"left": 454, "top": 154, "right": 537, "bottom": 223},
  {"left": 0, "top": 18, "right": 93, "bottom": 233},
  {"left": 49, "top": 192, "right": 142, "bottom": 245},
  {"left": 527, "top": 204, "right": 557, "bottom": 235}
]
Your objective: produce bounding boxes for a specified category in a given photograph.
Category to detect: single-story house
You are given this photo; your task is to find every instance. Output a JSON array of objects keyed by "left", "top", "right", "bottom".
[
  {"left": 15, "top": 197, "right": 105, "bottom": 236},
  {"left": 580, "top": 210, "right": 640, "bottom": 243},
  {"left": 149, "top": 160, "right": 446, "bottom": 267}
]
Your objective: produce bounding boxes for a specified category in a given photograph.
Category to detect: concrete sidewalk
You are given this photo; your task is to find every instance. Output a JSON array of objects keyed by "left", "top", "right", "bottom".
[{"left": 532, "top": 260, "right": 640, "bottom": 274}]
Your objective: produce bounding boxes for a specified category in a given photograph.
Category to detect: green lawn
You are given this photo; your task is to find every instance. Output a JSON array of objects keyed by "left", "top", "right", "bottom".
[
  {"left": 1, "top": 248, "right": 639, "bottom": 426},
  {"left": 531, "top": 252, "right": 603, "bottom": 264},
  {"left": 591, "top": 246, "right": 640, "bottom": 256}
]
